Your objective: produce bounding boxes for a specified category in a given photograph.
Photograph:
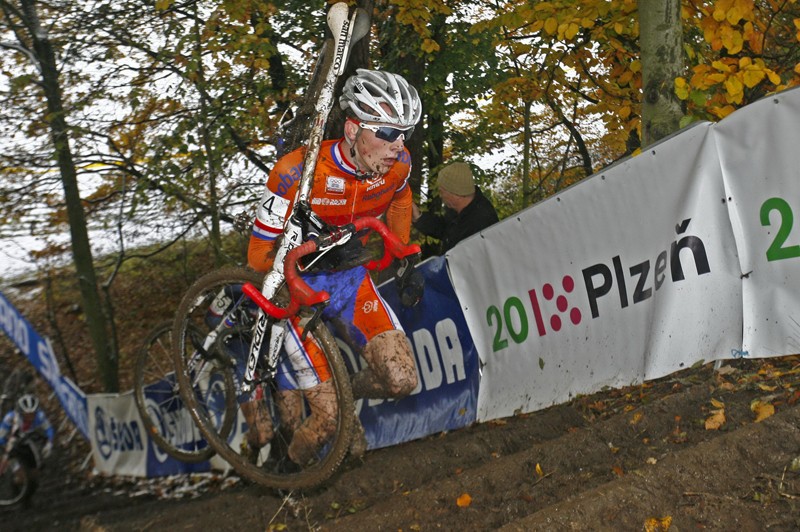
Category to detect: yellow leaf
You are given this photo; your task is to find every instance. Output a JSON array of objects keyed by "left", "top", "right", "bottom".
[
  {"left": 544, "top": 17, "right": 558, "bottom": 35},
  {"left": 629, "top": 411, "right": 643, "bottom": 425},
  {"left": 757, "top": 383, "right": 777, "bottom": 392},
  {"left": 721, "top": 29, "right": 744, "bottom": 54},
  {"left": 724, "top": 76, "right": 744, "bottom": 104},
  {"left": 565, "top": 22, "right": 580, "bottom": 40},
  {"left": 630, "top": 60, "right": 642, "bottom": 73},
  {"left": 644, "top": 516, "right": 673, "bottom": 532},
  {"left": 742, "top": 68, "right": 765, "bottom": 88},
  {"left": 421, "top": 38, "right": 440, "bottom": 54},
  {"left": 674, "top": 78, "right": 689, "bottom": 100},
  {"left": 712, "top": 60, "right": 732, "bottom": 72},
  {"left": 768, "top": 71, "right": 782, "bottom": 85},
  {"left": 710, "top": 398, "right": 725, "bottom": 408},
  {"left": 535, "top": 463, "right": 544, "bottom": 477},
  {"left": 727, "top": 6, "right": 743, "bottom": 25},
  {"left": 614, "top": 22, "right": 624, "bottom": 34},
  {"left": 705, "top": 409, "right": 726, "bottom": 430},
  {"left": 751, "top": 400, "right": 775, "bottom": 422},
  {"left": 711, "top": 105, "right": 736, "bottom": 119},
  {"left": 456, "top": 493, "right": 472, "bottom": 508}
]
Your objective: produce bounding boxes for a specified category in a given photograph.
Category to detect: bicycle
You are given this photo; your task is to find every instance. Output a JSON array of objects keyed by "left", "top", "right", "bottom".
[
  {"left": 133, "top": 320, "right": 238, "bottom": 463},
  {"left": 0, "top": 432, "right": 47, "bottom": 507},
  {"left": 171, "top": 213, "right": 420, "bottom": 489}
]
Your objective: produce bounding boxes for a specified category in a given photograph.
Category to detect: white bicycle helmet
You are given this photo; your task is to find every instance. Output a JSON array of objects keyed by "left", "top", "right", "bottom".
[
  {"left": 340, "top": 69, "right": 422, "bottom": 128},
  {"left": 16, "top": 394, "right": 38, "bottom": 414}
]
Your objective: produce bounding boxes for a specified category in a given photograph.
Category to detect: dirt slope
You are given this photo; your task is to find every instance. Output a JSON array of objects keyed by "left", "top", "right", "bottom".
[{"left": 3, "top": 356, "right": 800, "bottom": 531}]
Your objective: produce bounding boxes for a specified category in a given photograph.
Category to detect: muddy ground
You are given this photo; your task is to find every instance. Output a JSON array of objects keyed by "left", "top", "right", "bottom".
[{"left": 3, "top": 354, "right": 800, "bottom": 531}]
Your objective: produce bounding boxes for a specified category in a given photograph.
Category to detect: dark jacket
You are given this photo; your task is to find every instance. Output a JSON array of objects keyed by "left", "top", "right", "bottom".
[{"left": 414, "top": 186, "right": 499, "bottom": 254}]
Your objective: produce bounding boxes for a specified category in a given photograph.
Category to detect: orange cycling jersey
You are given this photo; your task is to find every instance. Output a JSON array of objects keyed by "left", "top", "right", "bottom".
[{"left": 248, "top": 138, "right": 413, "bottom": 271}]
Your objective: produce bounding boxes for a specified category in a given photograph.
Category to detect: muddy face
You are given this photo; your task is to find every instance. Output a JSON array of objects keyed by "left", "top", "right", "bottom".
[{"left": 354, "top": 128, "right": 404, "bottom": 175}]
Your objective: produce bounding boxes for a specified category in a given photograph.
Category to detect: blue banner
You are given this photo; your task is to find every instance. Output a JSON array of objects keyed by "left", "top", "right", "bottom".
[
  {"left": 0, "top": 291, "right": 89, "bottom": 438},
  {"left": 140, "top": 375, "right": 213, "bottom": 476}
]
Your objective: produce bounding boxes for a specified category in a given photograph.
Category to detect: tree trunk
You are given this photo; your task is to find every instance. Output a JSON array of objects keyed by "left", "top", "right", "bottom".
[
  {"left": 522, "top": 101, "right": 532, "bottom": 208},
  {"left": 20, "top": 0, "right": 118, "bottom": 391},
  {"left": 639, "top": 0, "right": 684, "bottom": 147}
]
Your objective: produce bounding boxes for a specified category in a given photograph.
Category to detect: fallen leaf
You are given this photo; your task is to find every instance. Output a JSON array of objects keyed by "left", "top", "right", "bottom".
[
  {"left": 644, "top": 515, "right": 672, "bottom": 531},
  {"left": 630, "top": 411, "right": 643, "bottom": 425},
  {"left": 535, "top": 463, "right": 544, "bottom": 477},
  {"left": 710, "top": 397, "right": 725, "bottom": 408},
  {"left": 612, "top": 465, "right": 625, "bottom": 477},
  {"left": 456, "top": 493, "right": 472, "bottom": 508},
  {"left": 716, "top": 365, "right": 737, "bottom": 375},
  {"left": 646, "top": 457, "right": 657, "bottom": 465},
  {"left": 751, "top": 400, "right": 775, "bottom": 422},
  {"left": 705, "top": 408, "right": 726, "bottom": 430},
  {"left": 757, "top": 383, "right": 777, "bottom": 392}
]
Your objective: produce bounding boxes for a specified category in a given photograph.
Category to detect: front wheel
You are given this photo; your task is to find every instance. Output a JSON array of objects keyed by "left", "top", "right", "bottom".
[
  {"left": 0, "top": 454, "right": 35, "bottom": 507},
  {"left": 172, "top": 266, "right": 354, "bottom": 490}
]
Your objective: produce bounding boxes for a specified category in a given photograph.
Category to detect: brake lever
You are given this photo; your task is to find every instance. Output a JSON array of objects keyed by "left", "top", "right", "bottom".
[{"left": 301, "top": 302, "right": 328, "bottom": 341}]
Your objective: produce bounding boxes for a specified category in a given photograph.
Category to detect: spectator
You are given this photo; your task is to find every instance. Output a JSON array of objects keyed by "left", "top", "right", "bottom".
[{"left": 412, "top": 162, "right": 499, "bottom": 254}]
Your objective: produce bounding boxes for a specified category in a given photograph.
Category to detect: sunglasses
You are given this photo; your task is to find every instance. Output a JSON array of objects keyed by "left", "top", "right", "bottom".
[{"left": 358, "top": 122, "right": 414, "bottom": 143}]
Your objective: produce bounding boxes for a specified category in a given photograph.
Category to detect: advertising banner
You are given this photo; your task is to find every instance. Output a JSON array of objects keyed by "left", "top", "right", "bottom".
[
  {"left": 0, "top": 291, "right": 89, "bottom": 438},
  {"left": 714, "top": 86, "right": 800, "bottom": 358},
  {"left": 447, "top": 123, "right": 744, "bottom": 422},
  {"left": 88, "top": 392, "right": 148, "bottom": 476}
]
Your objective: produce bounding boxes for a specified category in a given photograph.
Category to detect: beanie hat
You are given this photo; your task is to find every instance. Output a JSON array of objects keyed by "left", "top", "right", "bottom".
[{"left": 437, "top": 162, "right": 475, "bottom": 196}]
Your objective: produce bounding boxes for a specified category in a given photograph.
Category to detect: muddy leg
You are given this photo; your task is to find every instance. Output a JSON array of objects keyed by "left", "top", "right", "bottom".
[
  {"left": 350, "top": 330, "right": 417, "bottom": 400},
  {"left": 287, "top": 379, "right": 339, "bottom": 465},
  {"left": 240, "top": 399, "right": 274, "bottom": 448}
]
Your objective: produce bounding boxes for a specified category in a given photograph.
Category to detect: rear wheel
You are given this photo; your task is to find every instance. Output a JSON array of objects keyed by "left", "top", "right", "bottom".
[
  {"left": 172, "top": 266, "right": 354, "bottom": 490},
  {"left": 134, "top": 321, "right": 233, "bottom": 463}
]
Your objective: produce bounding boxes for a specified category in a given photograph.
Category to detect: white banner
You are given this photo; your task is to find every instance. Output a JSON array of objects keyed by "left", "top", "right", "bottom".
[
  {"left": 448, "top": 122, "right": 744, "bottom": 422},
  {"left": 88, "top": 393, "right": 148, "bottom": 477},
  {"left": 715, "top": 87, "right": 800, "bottom": 357}
]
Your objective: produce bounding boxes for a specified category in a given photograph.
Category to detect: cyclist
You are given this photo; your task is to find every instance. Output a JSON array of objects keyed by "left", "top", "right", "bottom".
[
  {"left": 247, "top": 69, "right": 422, "bottom": 465},
  {"left": 0, "top": 394, "right": 55, "bottom": 461}
]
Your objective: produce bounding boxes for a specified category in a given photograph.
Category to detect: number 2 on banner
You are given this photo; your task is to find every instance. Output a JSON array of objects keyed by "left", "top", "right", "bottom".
[{"left": 760, "top": 197, "right": 800, "bottom": 262}]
